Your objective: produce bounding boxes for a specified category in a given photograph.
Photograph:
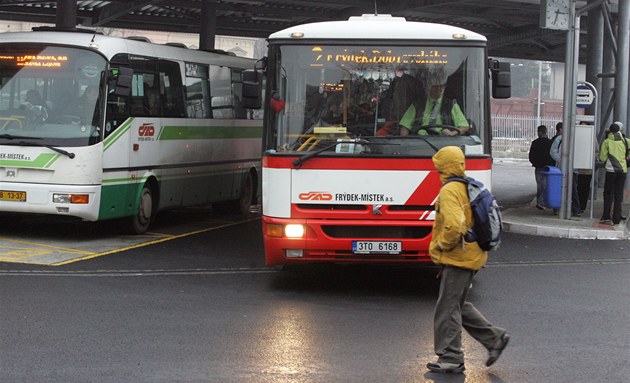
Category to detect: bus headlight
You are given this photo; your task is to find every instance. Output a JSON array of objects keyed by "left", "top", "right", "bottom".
[
  {"left": 53, "top": 194, "right": 89, "bottom": 204},
  {"left": 265, "top": 223, "right": 305, "bottom": 238},
  {"left": 284, "top": 224, "right": 305, "bottom": 238},
  {"left": 266, "top": 224, "right": 284, "bottom": 238}
]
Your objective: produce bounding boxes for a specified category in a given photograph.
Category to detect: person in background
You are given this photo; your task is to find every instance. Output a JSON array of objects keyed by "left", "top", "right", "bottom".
[
  {"left": 549, "top": 122, "right": 581, "bottom": 216},
  {"left": 551, "top": 121, "right": 563, "bottom": 144},
  {"left": 74, "top": 85, "right": 99, "bottom": 121},
  {"left": 426, "top": 146, "right": 509, "bottom": 374},
  {"left": 375, "top": 66, "right": 422, "bottom": 136},
  {"left": 528, "top": 125, "right": 555, "bottom": 210},
  {"left": 598, "top": 121, "right": 630, "bottom": 225},
  {"left": 383, "top": 66, "right": 422, "bottom": 123}
]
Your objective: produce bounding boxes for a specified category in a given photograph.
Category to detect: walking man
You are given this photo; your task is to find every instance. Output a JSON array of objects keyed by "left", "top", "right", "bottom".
[{"left": 426, "top": 146, "right": 509, "bottom": 374}]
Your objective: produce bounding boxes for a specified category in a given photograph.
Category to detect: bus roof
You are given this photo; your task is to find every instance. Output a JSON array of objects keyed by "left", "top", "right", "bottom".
[
  {"left": 0, "top": 30, "right": 256, "bottom": 68},
  {"left": 269, "top": 14, "right": 486, "bottom": 42}
]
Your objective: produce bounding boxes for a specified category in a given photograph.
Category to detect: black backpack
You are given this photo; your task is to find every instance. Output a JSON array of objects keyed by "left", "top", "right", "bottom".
[{"left": 444, "top": 176, "right": 503, "bottom": 251}]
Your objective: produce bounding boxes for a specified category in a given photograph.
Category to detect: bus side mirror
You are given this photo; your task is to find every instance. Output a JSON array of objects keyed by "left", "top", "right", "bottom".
[
  {"left": 242, "top": 69, "right": 262, "bottom": 109},
  {"left": 110, "top": 67, "right": 133, "bottom": 97},
  {"left": 489, "top": 60, "right": 511, "bottom": 99}
]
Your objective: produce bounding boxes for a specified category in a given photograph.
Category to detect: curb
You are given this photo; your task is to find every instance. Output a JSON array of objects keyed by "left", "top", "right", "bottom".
[{"left": 502, "top": 219, "right": 629, "bottom": 240}]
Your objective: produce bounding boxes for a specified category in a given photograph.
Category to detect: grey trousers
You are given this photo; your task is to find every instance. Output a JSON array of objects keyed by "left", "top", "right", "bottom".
[{"left": 434, "top": 265, "right": 506, "bottom": 364}]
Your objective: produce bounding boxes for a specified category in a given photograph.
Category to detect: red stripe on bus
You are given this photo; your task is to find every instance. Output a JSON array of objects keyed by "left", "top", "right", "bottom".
[{"left": 263, "top": 155, "right": 492, "bottom": 170}]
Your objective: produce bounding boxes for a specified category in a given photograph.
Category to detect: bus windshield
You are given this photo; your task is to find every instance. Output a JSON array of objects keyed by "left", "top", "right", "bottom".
[
  {"left": 270, "top": 44, "right": 487, "bottom": 156},
  {"left": 0, "top": 44, "right": 106, "bottom": 147}
]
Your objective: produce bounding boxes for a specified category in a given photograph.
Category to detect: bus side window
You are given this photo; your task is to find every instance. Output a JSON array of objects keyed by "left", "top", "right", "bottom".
[
  {"left": 185, "top": 77, "right": 210, "bottom": 118},
  {"left": 159, "top": 60, "right": 185, "bottom": 118},
  {"left": 127, "top": 56, "right": 158, "bottom": 117},
  {"left": 184, "top": 63, "right": 211, "bottom": 118},
  {"left": 209, "top": 65, "right": 233, "bottom": 119},
  {"left": 231, "top": 69, "right": 247, "bottom": 119}
]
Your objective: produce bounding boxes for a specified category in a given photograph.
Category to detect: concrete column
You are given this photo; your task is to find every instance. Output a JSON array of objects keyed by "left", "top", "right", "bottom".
[
  {"left": 614, "top": 0, "right": 629, "bottom": 129},
  {"left": 559, "top": 3, "right": 580, "bottom": 220},
  {"left": 199, "top": 0, "right": 217, "bottom": 51},
  {"left": 614, "top": 0, "right": 630, "bottom": 189},
  {"left": 600, "top": 30, "right": 615, "bottom": 141},
  {"left": 598, "top": 0, "right": 618, "bottom": 142},
  {"left": 586, "top": 0, "right": 604, "bottom": 125},
  {"left": 56, "top": 0, "right": 77, "bottom": 29}
]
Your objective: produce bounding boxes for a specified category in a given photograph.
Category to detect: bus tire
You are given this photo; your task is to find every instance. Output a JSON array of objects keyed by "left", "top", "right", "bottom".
[
  {"left": 237, "top": 170, "right": 255, "bottom": 215},
  {"left": 212, "top": 170, "right": 255, "bottom": 216},
  {"left": 127, "top": 184, "right": 154, "bottom": 234}
]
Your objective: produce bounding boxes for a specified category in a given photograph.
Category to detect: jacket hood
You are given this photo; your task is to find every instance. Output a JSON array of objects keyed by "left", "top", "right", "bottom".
[
  {"left": 432, "top": 146, "right": 466, "bottom": 182},
  {"left": 607, "top": 131, "right": 625, "bottom": 141}
]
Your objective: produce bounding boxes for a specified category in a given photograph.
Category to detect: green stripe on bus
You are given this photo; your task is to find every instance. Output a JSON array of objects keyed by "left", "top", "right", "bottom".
[
  {"left": 98, "top": 181, "right": 143, "bottom": 220},
  {"left": 103, "top": 118, "right": 134, "bottom": 151},
  {"left": 0, "top": 153, "right": 60, "bottom": 168},
  {"left": 158, "top": 125, "right": 262, "bottom": 140}
]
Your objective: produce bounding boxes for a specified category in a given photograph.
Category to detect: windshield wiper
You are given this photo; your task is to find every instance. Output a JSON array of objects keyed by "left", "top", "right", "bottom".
[
  {"left": 293, "top": 139, "right": 372, "bottom": 167},
  {"left": 293, "top": 141, "right": 338, "bottom": 167},
  {"left": 16, "top": 141, "right": 75, "bottom": 159},
  {"left": 0, "top": 134, "right": 42, "bottom": 140},
  {"left": 416, "top": 136, "right": 440, "bottom": 152}
]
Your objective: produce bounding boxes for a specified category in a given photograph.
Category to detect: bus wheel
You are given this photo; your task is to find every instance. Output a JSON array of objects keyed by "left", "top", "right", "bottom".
[
  {"left": 237, "top": 171, "right": 254, "bottom": 215},
  {"left": 128, "top": 184, "right": 153, "bottom": 234},
  {"left": 213, "top": 171, "right": 254, "bottom": 216}
]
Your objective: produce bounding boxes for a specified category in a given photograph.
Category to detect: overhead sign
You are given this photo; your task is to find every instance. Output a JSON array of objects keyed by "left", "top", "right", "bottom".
[{"left": 576, "top": 84, "right": 594, "bottom": 108}]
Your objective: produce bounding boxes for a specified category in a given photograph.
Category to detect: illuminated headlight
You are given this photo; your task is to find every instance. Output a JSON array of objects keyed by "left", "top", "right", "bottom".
[
  {"left": 284, "top": 224, "right": 305, "bottom": 238},
  {"left": 53, "top": 194, "right": 89, "bottom": 204}
]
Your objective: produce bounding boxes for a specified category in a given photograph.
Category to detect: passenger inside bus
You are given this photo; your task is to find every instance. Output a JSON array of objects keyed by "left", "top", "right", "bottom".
[
  {"left": 377, "top": 70, "right": 469, "bottom": 136},
  {"left": 25, "top": 89, "right": 44, "bottom": 106},
  {"left": 143, "top": 83, "right": 161, "bottom": 116},
  {"left": 20, "top": 89, "right": 49, "bottom": 123},
  {"left": 74, "top": 85, "right": 99, "bottom": 120}
]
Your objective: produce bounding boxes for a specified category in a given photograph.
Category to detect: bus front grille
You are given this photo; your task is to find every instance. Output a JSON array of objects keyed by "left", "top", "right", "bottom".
[{"left": 321, "top": 225, "right": 431, "bottom": 239}]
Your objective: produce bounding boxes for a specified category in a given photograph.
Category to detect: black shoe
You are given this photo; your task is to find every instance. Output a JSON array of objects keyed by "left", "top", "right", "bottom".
[
  {"left": 486, "top": 333, "right": 510, "bottom": 367},
  {"left": 621, "top": 215, "right": 627, "bottom": 221},
  {"left": 536, "top": 205, "right": 545, "bottom": 210},
  {"left": 426, "top": 361, "right": 465, "bottom": 374}
]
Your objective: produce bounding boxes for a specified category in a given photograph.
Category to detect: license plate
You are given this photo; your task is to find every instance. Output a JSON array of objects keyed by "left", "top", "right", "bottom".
[
  {"left": 0, "top": 190, "right": 26, "bottom": 202},
  {"left": 352, "top": 241, "right": 402, "bottom": 254}
]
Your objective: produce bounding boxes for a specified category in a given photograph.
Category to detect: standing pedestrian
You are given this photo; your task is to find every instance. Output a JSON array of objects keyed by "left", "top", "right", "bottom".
[
  {"left": 528, "top": 125, "right": 555, "bottom": 209},
  {"left": 599, "top": 121, "right": 630, "bottom": 225},
  {"left": 549, "top": 122, "right": 581, "bottom": 216},
  {"left": 426, "top": 146, "right": 510, "bottom": 374}
]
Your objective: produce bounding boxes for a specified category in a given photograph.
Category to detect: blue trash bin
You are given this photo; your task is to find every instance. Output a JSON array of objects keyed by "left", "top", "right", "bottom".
[{"left": 543, "top": 166, "right": 562, "bottom": 209}]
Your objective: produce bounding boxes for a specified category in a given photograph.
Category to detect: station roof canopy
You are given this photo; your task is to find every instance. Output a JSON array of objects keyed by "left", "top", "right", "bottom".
[{"left": 0, "top": 0, "right": 620, "bottom": 63}]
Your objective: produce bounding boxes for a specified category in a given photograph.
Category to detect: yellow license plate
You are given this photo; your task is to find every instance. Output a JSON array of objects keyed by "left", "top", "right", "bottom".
[{"left": 0, "top": 190, "right": 26, "bottom": 202}]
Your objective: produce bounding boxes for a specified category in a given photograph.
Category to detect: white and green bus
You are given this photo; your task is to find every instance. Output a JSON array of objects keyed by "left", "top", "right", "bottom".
[{"left": 0, "top": 28, "right": 262, "bottom": 233}]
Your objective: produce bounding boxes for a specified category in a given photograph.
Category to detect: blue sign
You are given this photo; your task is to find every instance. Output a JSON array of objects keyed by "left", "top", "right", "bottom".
[{"left": 576, "top": 84, "right": 593, "bottom": 109}]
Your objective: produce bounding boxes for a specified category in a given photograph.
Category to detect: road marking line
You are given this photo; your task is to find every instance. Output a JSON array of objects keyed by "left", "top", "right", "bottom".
[
  {"left": 0, "top": 238, "right": 97, "bottom": 255},
  {"left": 0, "top": 267, "right": 275, "bottom": 277},
  {"left": 51, "top": 217, "right": 261, "bottom": 266},
  {"left": 487, "top": 258, "right": 630, "bottom": 266}
]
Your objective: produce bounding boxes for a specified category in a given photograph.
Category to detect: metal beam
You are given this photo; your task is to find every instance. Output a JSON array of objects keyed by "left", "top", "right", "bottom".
[{"left": 91, "top": 0, "right": 164, "bottom": 27}]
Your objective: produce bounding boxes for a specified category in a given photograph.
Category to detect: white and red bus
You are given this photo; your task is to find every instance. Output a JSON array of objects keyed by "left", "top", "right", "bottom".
[{"left": 251, "top": 14, "right": 511, "bottom": 265}]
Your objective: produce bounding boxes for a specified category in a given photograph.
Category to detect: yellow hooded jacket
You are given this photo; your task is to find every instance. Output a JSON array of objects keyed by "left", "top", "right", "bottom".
[{"left": 430, "top": 146, "right": 487, "bottom": 270}]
